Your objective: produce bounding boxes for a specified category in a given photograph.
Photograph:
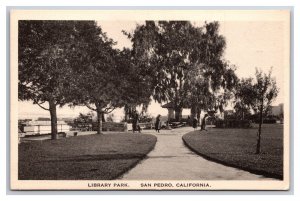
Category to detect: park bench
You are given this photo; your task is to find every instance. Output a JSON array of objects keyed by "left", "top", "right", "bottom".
[
  {"left": 169, "top": 122, "right": 186, "bottom": 128},
  {"left": 138, "top": 122, "right": 154, "bottom": 130}
]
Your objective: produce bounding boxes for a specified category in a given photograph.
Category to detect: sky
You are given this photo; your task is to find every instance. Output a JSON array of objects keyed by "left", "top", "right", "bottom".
[{"left": 18, "top": 20, "right": 287, "bottom": 121}]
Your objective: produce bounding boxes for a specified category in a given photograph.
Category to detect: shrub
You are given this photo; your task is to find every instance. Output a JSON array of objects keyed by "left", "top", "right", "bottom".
[
  {"left": 215, "top": 119, "right": 252, "bottom": 128},
  {"left": 252, "top": 118, "right": 277, "bottom": 124},
  {"left": 262, "top": 118, "right": 277, "bottom": 124}
]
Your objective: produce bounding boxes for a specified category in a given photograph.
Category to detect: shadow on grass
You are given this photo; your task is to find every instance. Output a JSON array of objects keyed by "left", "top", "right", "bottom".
[{"left": 19, "top": 133, "right": 157, "bottom": 180}]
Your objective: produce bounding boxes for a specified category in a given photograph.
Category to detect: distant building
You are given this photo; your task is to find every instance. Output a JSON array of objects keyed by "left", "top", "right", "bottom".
[
  {"left": 161, "top": 102, "right": 177, "bottom": 120},
  {"left": 161, "top": 102, "right": 192, "bottom": 121}
]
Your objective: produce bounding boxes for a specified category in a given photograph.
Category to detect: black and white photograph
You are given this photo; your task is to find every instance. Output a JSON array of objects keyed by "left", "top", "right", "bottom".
[{"left": 10, "top": 9, "right": 290, "bottom": 190}]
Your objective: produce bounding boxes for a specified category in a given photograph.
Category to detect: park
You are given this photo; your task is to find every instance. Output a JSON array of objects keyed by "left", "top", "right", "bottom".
[{"left": 18, "top": 20, "right": 284, "bottom": 181}]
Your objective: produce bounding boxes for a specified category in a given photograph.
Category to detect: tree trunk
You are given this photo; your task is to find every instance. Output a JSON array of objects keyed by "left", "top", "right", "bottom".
[
  {"left": 49, "top": 99, "right": 58, "bottom": 140},
  {"left": 124, "top": 105, "right": 128, "bottom": 122},
  {"left": 174, "top": 107, "right": 182, "bottom": 121},
  {"left": 256, "top": 101, "right": 264, "bottom": 154},
  {"left": 102, "top": 113, "right": 105, "bottom": 122},
  {"left": 124, "top": 110, "right": 128, "bottom": 122},
  {"left": 96, "top": 107, "right": 103, "bottom": 134}
]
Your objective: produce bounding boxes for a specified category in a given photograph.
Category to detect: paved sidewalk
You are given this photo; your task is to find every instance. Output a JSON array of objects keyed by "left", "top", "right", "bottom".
[{"left": 121, "top": 127, "right": 275, "bottom": 180}]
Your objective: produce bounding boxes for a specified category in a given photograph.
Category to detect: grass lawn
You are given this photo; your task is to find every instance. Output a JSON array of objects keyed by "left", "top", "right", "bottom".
[
  {"left": 19, "top": 133, "right": 157, "bottom": 180},
  {"left": 182, "top": 124, "right": 283, "bottom": 179}
]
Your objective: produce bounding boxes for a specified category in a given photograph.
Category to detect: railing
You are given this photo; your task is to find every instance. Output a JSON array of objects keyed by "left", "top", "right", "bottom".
[{"left": 23, "top": 124, "right": 71, "bottom": 135}]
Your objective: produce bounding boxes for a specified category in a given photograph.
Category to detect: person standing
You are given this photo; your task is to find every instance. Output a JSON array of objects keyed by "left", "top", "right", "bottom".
[
  {"left": 155, "top": 114, "right": 161, "bottom": 133},
  {"left": 136, "top": 113, "right": 141, "bottom": 133},
  {"left": 200, "top": 114, "right": 209, "bottom": 131},
  {"left": 132, "top": 111, "right": 140, "bottom": 133},
  {"left": 187, "top": 115, "right": 191, "bottom": 126},
  {"left": 192, "top": 117, "right": 198, "bottom": 130}
]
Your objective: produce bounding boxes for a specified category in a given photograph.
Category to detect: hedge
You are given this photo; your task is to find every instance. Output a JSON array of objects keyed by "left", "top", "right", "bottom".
[{"left": 215, "top": 119, "right": 252, "bottom": 128}]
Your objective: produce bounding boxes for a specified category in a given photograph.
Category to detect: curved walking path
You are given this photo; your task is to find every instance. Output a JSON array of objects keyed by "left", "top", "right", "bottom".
[{"left": 121, "top": 127, "right": 275, "bottom": 180}]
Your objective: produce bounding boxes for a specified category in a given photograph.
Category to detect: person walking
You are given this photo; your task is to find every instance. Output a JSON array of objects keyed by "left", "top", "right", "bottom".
[
  {"left": 155, "top": 114, "right": 161, "bottom": 133},
  {"left": 192, "top": 117, "right": 198, "bottom": 130},
  {"left": 136, "top": 113, "right": 141, "bottom": 133},
  {"left": 132, "top": 111, "right": 140, "bottom": 133},
  {"left": 200, "top": 114, "right": 209, "bottom": 131}
]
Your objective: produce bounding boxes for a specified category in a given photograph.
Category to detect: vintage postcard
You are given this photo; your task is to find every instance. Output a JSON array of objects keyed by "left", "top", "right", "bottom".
[{"left": 10, "top": 9, "right": 290, "bottom": 190}]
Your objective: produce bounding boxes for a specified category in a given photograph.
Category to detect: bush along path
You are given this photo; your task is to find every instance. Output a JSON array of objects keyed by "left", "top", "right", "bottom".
[
  {"left": 19, "top": 133, "right": 157, "bottom": 180},
  {"left": 182, "top": 124, "right": 283, "bottom": 180}
]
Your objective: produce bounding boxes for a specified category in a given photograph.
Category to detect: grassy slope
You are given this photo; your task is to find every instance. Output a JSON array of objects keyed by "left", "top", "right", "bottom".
[
  {"left": 19, "top": 133, "right": 157, "bottom": 180},
  {"left": 182, "top": 124, "right": 283, "bottom": 179}
]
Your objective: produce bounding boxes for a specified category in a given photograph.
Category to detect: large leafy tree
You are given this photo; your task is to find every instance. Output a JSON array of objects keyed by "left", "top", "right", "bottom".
[
  {"left": 117, "top": 48, "right": 153, "bottom": 121},
  {"left": 18, "top": 20, "right": 91, "bottom": 139},
  {"left": 183, "top": 64, "right": 213, "bottom": 122},
  {"left": 67, "top": 23, "right": 124, "bottom": 134},
  {"left": 190, "top": 22, "right": 238, "bottom": 118},
  {"left": 185, "top": 61, "right": 238, "bottom": 122},
  {"left": 67, "top": 24, "right": 153, "bottom": 134},
  {"left": 127, "top": 21, "right": 196, "bottom": 121},
  {"left": 234, "top": 78, "right": 257, "bottom": 120},
  {"left": 128, "top": 21, "right": 237, "bottom": 121}
]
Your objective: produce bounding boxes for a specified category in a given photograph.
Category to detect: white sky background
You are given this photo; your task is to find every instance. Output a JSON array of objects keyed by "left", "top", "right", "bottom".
[{"left": 18, "top": 20, "right": 286, "bottom": 121}]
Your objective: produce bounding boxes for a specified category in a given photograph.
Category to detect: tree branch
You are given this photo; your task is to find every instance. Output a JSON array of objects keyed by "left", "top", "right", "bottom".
[
  {"left": 84, "top": 102, "right": 97, "bottom": 111},
  {"left": 34, "top": 101, "right": 50, "bottom": 111},
  {"left": 104, "top": 106, "right": 116, "bottom": 114}
]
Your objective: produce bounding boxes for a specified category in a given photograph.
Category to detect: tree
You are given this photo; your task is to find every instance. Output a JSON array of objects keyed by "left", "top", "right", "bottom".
[
  {"left": 234, "top": 78, "right": 257, "bottom": 120},
  {"left": 194, "top": 22, "right": 238, "bottom": 117},
  {"left": 73, "top": 112, "right": 94, "bottom": 130},
  {"left": 128, "top": 21, "right": 236, "bottom": 121},
  {"left": 127, "top": 21, "right": 196, "bottom": 121},
  {"left": 253, "top": 68, "right": 279, "bottom": 154},
  {"left": 67, "top": 23, "right": 153, "bottom": 134},
  {"left": 67, "top": 24, "right": 154, "bottom": 134},
  {"left": 117, "top": 48, "right": 153, "bottom": 121},
  {"left": 18, "top": 20, "right": 88, "bottom": 139},
  {"left": 75, "top": 112, "right": 94, "bottom": 124},
  {"left": 234, "top": 68, "right": 278, "bottom": 154},
  {"left": 68, "top": 23, "right": 124, "bottom": 134},
  {"left": 183, "top": 64, "right": 214, "bottom": 122}
]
